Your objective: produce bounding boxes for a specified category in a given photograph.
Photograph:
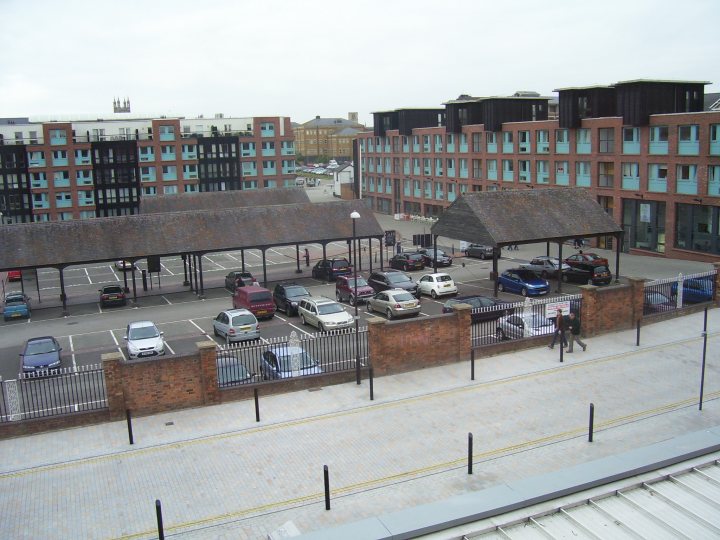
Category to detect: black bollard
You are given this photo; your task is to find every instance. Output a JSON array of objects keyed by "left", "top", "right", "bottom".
[
  {"left": 126, "top": 409, "right": 134, "bottom": 445},
  {"left": 323, "top": 465, "right": 330, "bottom": 510},
  {"left": 560, "top": 341, "right": 564, "bottom": 363},
  {"left": 636, "top": 319, "right": 641, "bottom": 346},
  {"left": 699, "top": 307, "right": 708, "bottom": 410},
  {"left": 468, "top": 433, "right": 473, "bottom": 475},
  {"left": 369, "top": 367, "right": 374, "bottom": 401},
  {"left": 471, "top": 349, "right": 475, "bottom": 380},
  {"left": 155, "top": 499, "right": 165, "bottom": 540},
  {"left": 588, "top": 403, "right": 595, "bottom": 442},
  {"left": 254, "top": 388, "right": 260, "bottom": 422}
]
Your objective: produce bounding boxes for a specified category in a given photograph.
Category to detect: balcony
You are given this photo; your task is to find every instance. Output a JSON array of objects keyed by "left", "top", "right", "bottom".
[
  {"left": 262, "top": 166, "right": 276, "bottom": 175},
  {"left": 52, "top": 156, "right": 69, "bottom": 166},
  {"left": 459, "top": 141, "right": 468, "bottom": 153},
  {"left": 487, "top": 142, "right": 497, "bottom": 153},
  {"left": 159, "top": 132, "right": 175, "bottom": 142},
  {"left": 139, "top": 152, "right": 155, "bottom": 162},
  {"left": 555, "top": 142, "right": 569, "bottom": 154},
  {"left": 435, "top": 166, "right": 444, "bottom": 177},
  {"left": 576, "top": 174, "right": 591, "bottom": 187},
  {"left": 29, "top": 157, "right": 46, "bottom": 167},
  {"left": 182, "top": 151, "right": 197, "bottom": 160},
  {"left": 260, "top": 127, "right": 275, "bottom": 138},
  {"left": 242, "top": 167, "right": 257, "bottom": 177},
  {"left": 141, "top": 171, "right": 157, "bottom": 182},
  {"left": 412, "top": 143, "right": 420, "bottom": 153},
  {"left": 446, "top": 141, "right": 455, "bottom": 153},
  {"left": 459, "top": 168, "right": 468, "bottom": 179},
  {"left": 53, "top": 177, "right": 71, "bottom": 188},
  {"left": 242, "top": 149, "right": 256, "bottom": 157},
  {"left": 502, "top": 169, "right": 513, "bottom": 182},
  {"left": 31, "top": 179, "right": 48, "bottom": 189},
  {"left": 621, "top": 176, "right": 640, "bottom": 191},
  {"left": 262, "top": 148, "right": 276, "bottom": 157},
  {"left": 487, "top": 169, "right": 498, "bottom": 181},
  {"left": 402, "top": 142, "right": 409, "bottom": 153},
  {"left": 555, "top": 173, "right": 570, "bottom": 186},
  {"left": 413, "top": 165, "right": 420, "bottom": 175},
  {"left": 576, "top": 142, "right": 591, "bottom": 154},
  {"left": 33, "top": 200, "right": 50, "bottom": 209},
  {"left": 711, "top": 140, "right": 720, "bottom": 156},
  {"left": 56, "top": 199, "right": 73, "bottom": 209},
  {"left": 447, "top": 167, "right": 455, "bottom": 178},
  {"left": 161, "top": 151, "right": 176, "bottom": 161},
  {"left": 414, "top": 188, "right": 422, "bottom": 198},
  {"left": 282, "top": 165, "right": 295, "bottom": 174},
  {"left": 50, "top": 134, "right": 67, "bottom": 146},
  {"left": 162, "top": 171, "right": 177, "bottom": 181},
  {"left": 676, "top": 179, "right": 698, "bottom": 195},
  {"left": 502, "top": 142, "right": 514, "bottom": 154},
  {"left": 519, "top": 143, "right": 531, "bottom": 154},
  {"left": 75, "top": 156, "right": 91, "bottom": 166},
  {"left": 518, "top": 172, "right": 531, "bottom": 183},
  {"left": 537, "top": 142, "right": 549, "bottom": 154},
  {"left": 622, "top": 141, "right": 640, "bottom": 155},
  {"left": 281, "top": 146, "right": 295, "bottom": 156},
  {"left": 537, "top": 173, "right": 549, "bottom": 184},
  {"left": 648, "top": 177, "right": 667, "bottom": 192},
  {"left": 649, "top": 141, "right": 668, "bottom": 155},
  {"left": 708, "top": 180, "right": 720, "bottom": 196},
  {"left": 678, "top": 140, "right": 699, "bottom": 156},
  {"left": 448, "top": 191, "right": 456, "bottom": 202}
]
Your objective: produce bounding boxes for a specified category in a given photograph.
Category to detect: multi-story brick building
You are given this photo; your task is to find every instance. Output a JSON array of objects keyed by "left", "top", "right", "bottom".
[
  {"left": 357, "top": 80, "right": 720, "bottom": 261},
  {"left": 0, "top": 115, "right": 295, "bottom": 223},
  {"left": 293, "top": 115, "right": 365, "bottom": 162}
]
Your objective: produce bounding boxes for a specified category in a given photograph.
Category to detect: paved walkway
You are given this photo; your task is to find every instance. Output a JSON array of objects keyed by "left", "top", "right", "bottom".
[{"left": 1, "top": 309, "right": 719, "bottom": 539}]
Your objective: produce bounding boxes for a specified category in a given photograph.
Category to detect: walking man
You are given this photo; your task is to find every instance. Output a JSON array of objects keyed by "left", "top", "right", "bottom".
[
  {"left": 565, "top": 312, "right": 587, "bottom": 353},
  {"left": 548, "top": 309, "right": 567, "bottom": 349}
]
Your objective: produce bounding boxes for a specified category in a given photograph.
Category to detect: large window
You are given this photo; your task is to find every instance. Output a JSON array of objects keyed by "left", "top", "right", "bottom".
[
  {"left": 599, "top": 128, "right": 615, "bottom": 153},
  {"left": 675, "top": 203, "right": 717, "bottom": 253},
  {"left": 622, "top": 199, "right": 666, "bottom": 253}
]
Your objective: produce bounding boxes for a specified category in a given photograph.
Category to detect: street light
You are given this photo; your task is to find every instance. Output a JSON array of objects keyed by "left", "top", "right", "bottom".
[{"left": 351, "top": 210, "right": 361, "bottom": 384}]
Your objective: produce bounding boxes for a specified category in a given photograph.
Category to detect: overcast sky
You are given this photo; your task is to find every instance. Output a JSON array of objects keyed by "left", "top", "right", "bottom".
[{"left": 1, "top": 0, "right": 718, "bottom": 126}]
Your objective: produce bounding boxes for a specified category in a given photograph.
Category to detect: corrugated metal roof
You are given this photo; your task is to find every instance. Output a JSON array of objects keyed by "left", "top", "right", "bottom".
[
  {"left": 139, "top": 188, "right": 309, "bottom": 214},
  {"left": 431, "top": 188, "right": 623, "bottom": 247}
]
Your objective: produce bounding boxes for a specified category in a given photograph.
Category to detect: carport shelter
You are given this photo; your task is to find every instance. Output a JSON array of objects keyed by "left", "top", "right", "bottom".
[
  {"left": 430, "top": 188, "right": 624, "bottom": 295},
  {"left": 0, "top": 197, "right": 384, "bottom": 313}
]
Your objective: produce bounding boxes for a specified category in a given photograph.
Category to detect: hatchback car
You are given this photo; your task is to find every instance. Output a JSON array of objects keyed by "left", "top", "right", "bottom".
[
  {"left": 496, "top": 313, "right": 554, "bottom": 341},
  {"left": 442, "top": 295, "right": 514, "bottom": 323},
  {"left": 217, "top": 356, "right": 254, "bottom": 386},
  {"left": 335, "top": 275, "right": 374, "bottom": 305},
  {"left": 561, "top": 263, "right": 612, "bottom": 285},
  {"left": 260, "top": 345, "right": 323, "bottom": 379},
  {"left": 212, "top": 309, "right": 260, "bottom": 342},
  {"left": 670, "top": 277, "right": 714, "bottom": 304},
  {"left": 3, "top": 292, "right": 31, "bottom": 320},
  {"left": 124, "top": 320, "right": 166, "bottom": 359},
  {"left": 297, "top": 297, "right": 354, "bottom": 331},
  {"left": 273, "top": 283, "right": 312, "bottom": 315},
  {"left": 20, "top": 336, "right": 62, "bottom": 374},
  {"left": 99, "top": 285, "right": 127, "bottom": 307},
  {"left": 644, "top": 291, "right": 675, "bottom": 313},
  {"left": 521, "top": 256, "right": 570, "bottom": 279},
  {"left": 225, "top": 271, "right": 259, "bottom": 293},
  {"left": 368, "top": 270, "right": 419, "bottom": 296},
  {"left": 498, "top": 269, "right": 549, "bottom": 296},
  {"left": 115, "top": 260, "right": 136, "bottom": 271},
  {"left": 389, "top": 252, "right": 425, "bottom": 272},
  {"left": 564, "top": 252, "right": 609, "bottom": 268},
  {"left": 366, "top": 289, "right": 421, "bottom": 319},
  {"left": 464, "top": 244, "right": 495, "bottom": 259},
  {"left": 416, "top": 248, "right": 452, "bottom": 267},
  {"left": 417, "top": 273, "right": 458, "bottom": 298},
  {"left": 311, "top": 258, "right": 352, "bottom": 281}
]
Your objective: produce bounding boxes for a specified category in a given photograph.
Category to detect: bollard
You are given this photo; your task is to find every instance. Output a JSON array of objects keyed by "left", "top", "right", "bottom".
[
  {"left": 699, "top": 306, "right": 708, "bottom": 410},
  {"left": 588, "top": 403, "right": 595, "bottom": 442},
  {"left": 155, "top": 499, "right": 165, "bottom": 540},
  {"left": 254, "top": 388, "right": 260, "bottom": 422},
  {"left": 560, "top": 341, "right": 564, "bottom": 363},
  {"left": 126, "top": 409, "right": 134, "bottom": 445},
  {"left": 369, "top": 367, "right": 374, "bottom": 401},
  {"left": 467, "top": 433, "right": 473, "bottom": 475},
  {"left": 636, "top": 319, "right": 641, "bottom": 346},
  {"left": 471, "top": 349, "right": 475, "bottom": 380},
  {"left": 323, "top": 465, "right": 331, "bottom": 510}
]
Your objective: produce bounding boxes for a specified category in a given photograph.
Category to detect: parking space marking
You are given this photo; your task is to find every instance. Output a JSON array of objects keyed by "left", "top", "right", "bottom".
[
  {"left": 165, "top": 342, "right": 176, "bottom": 355},
  {"left": 68, "top": 335, "right": 78, "bottom": 370},
  {"left": 188, "top": 319, "right": 211, "bottom": 339},
  {"left": 287, "top": 322, "right": 314, "bottom": 336},
  {"left": 161, "top": 296, "right": 172, "bottom": 305},
  {"left": 160, "top": 263, "right": 177, "bottom": 276},
  {"left": 108, "top": 329, "right": 127, "bottom": 360}
]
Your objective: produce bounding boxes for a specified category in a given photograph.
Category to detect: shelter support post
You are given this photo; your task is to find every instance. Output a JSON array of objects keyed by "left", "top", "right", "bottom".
[
  {"left": 493, "top": 248, "right": 499, "bottom": 297},
  {"left": 546, "top": 241, "right": 550, "bottom": 257},
  {"left": 556, "top": 241, "right": 563, "bottom": 293},
  {"left": 295, "top": 245, "right": 301, "bottom": 273},
  {"left": 262, "top": 249, "right": 268, "bottom": 287},
  {"left": 131, "top": 265, "right": 137, "bottom": 302},
  {"left": 322, "top": 244, "right": 327, "bottom": 262},
  {"left": 347, "top": 240, "right": 352, "bottom": 264},
  {"left": 59, "top": 267, "right": 68, "bottom": 316},
  {"left": 182, "top": 254, "right": 189, "bottom": 286},
  {"left": 368, "top": 238, "right": 373, "bottom": 273},
  {"left": 433, "top": 234, "right": 438, "bottom": 273},
  {"left": 122, "top": 265, "right": 129, "bottom": 293},
  {"left": 198, "top": 254, "right": 205, "bottom": 299},
  {"left": 614, "top": 232, "right": 622, "bottom": 283},
  {"left": 379, "top": 237, "right": 384, "bottom": 270}
]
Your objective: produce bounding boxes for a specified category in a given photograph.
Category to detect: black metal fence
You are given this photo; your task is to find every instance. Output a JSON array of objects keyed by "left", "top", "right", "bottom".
[
  {"left": 470, "top": 295, "right": 583, "bottom": 348},
  {"left": 0, "top": 365, "right": 108, "bottom": 423},
  {"left": 217, "top": 328, "right": 369, "bottom": 387},
  {"left": 643, "top": 270, "right": 717, "bottom": 316}
]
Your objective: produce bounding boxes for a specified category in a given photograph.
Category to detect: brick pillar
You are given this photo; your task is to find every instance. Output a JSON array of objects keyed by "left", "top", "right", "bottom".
[
  {"left": 580, "top": 285, "right": 599, "bottom": 337},
  {"left": 102, "top": 352, "right": 126, "bottom": 419},
  {"left": 452, "top": 303, "right": 472, "bottom": 360},
  {"left": 367, "top": 316, "right": 388, "bottom": 375},
  {"left": 713, "top": 262, "right": 720, "bottom": 305},
  {"left": 197, "top": 341, "right": 220, "bottom": 405},
  {"left": 628, "top": 277, "right": 646, "bottom": 325}
]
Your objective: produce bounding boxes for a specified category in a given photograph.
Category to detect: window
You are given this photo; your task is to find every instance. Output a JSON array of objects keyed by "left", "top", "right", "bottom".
[
  {"left": 163, "top": 185, "right": 178, "bottom": 195},
  {"left": 678, "top": 125, "right": 696, "bottom": 141},
  {"left": 650, "top": 126, "right": 668, "bottom": 142},
  {"left": 555, "top": 129, "right": 568, "bottom": 143},
  {"left": 598, "top": 128, "right": 614, "bottom": 153},
  {"left": 472, "top": 159, "right": 481, "bottom": 179},
  {"left": 598, "top": 162, "right": 614, "bottom": 187},
  {"left": 677, "top": 164, "right": 696, "bottom": 181},
  {"left": 472, "top": 133, "right": 482, "bottom": 152}
]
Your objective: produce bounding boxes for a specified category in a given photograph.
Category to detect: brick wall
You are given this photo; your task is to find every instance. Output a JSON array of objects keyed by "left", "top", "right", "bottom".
[{"left": 580, "top": 278, "right": 646, "bottom": 336}]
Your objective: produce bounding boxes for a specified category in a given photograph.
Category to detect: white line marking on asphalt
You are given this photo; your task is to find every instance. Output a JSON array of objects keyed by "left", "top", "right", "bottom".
[
  {"left": 83, "top": 268, "right": 93, "bottom": 285},
  {"left": 165, "top": 342, "right": 176, "bottom": 355},
  {"left": 287, "top": 323, "right": 313, "bottom": 336},
  {"left": 161, "top": 296, "right": 172, "bottom": 305},
  {"left": 68, "top": 335, "right": 77, "bottom": 370}
]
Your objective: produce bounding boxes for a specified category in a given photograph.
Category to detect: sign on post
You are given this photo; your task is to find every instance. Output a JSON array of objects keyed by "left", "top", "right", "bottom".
[{"left": 544, "top": 300, "right": 571, "bottom": 319}]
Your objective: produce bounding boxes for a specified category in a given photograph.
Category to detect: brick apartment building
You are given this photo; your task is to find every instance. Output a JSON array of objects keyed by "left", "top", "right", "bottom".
[
  {"left": 356, "top": 80, "right": 720, "bottom": 261},
  {"left": 0, "top": 115, "right": 296, "bottom": 223},
  {"left": 293, "top": 114, "right": 365, "bottom": 162}
]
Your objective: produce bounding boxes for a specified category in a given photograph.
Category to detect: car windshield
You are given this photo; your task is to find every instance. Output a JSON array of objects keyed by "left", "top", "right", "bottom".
[
  {"left": 25, "top": 340, "right": 58, "bottom": 355},
  {"left": 646, "top": 292, "right": 669, "bottom": 305},
  {"left": 391, "top": 292, "right": 415, "bottom": 302},
  {"left": 586, "top": 254, "right": 602, "bottom": 260},
  {"left": 217, "top": 363, "right": 250, "bottom": 384},
  {"left": 249, "top": 292, "right": 272, "bottom": 302},
  {"left": 285, "top": 286, "right": 310, "bottom": 298},
  {"left": 5, "top": 295, "right": 26, "bottom": 305},
  {"left": 318, "top": 303, "right": 344, "bottom": 315},
  {"left": 387, "top": 273, "right": 411, "bottom": 284},
  {"left": 515, "top": 270, "right": 539, "bottom": 281},
  {"left": 331, "top": 261, "right": 349, "bottom": 269},
  {"left": 276, "top": 350, "right": 316, "bottom": 371},
  {"left": 437, "top": 275, "right": 452, "bottom": 282},
  {"left": 408, "top": 254, "right": 424, "bottom": 261},
  {"left": 593, "top": 266, "right": 610, "bottom": 274},
  {"left": 524, "top": 316, "right": 552, "bottom": 329},
  {"left": 129, "top": 325, "right": 160, "bottom": 340},
  {"left": 103, "top": 286, "right": 123, "bottom": 294},
  {"left": 231, "top": 314, "right": 256, "bottom": 326},
  {"left": 346, "top": 278, "right": 368, "bottom": 288}
]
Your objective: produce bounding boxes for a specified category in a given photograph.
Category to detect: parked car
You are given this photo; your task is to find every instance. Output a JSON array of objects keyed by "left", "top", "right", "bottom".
[
  {"left": 311, "top": 258, "right": 352, "bottom": 281},
  {"left": 644, "top": 291, "right": 675, "bottom": 313},
  {"left": 98, "top": 285, "right": 127, "bottom": 307},
  {"left": 217, "top": 356, "right": 254, "bottom": 386},
  {"left": 115, "top": 260, "right": 136, "bottom": 271},
  {"left": 496, "top": 313, "right": 555, "bottom": 341},
  {"left": 497, "top": 269, "right": 550, "bottom": 296},
  {"left": 3, "top": 292, "right": 31, "bottom": 320},
  {"left": 297, "top": 297, "right": 354, "bottom": 331},
  {"left": 20, "top": 336, "right": 62, "bottom": 374},
  {"left": 670, "top": 277, "right": 714, "bottom": 303},
  {"left": 7, "top": 270, "right": 22, "bottom": 282},
  {"left": 521, "top": 256, "right": 570, "bottom": 279},
  {"left": 416, "top": 248, "right": 452, "bottom": 267},
  {"left": 417, "top": 272, "right": 458, "bottom": 298},
  {"left": 367, "top": 270, "right": 419, "bottom": 296},
  {"left": 561, "top": 263, "right": 612, "bottom": 285},
  {"left": 389, "top": 252, "right": 425, "bottom": 272},
  {"left": 225, "top": 270, "right": 259, "bottom": 293},
  {"left": 212, "top": 309, "right": 260, "bottom": 342},
  {"left": 366, "top": 289, "right": 421, "bottom": 319},
  {"left": 306, "top": 178, "right": 318, "bottom": 187},
  {"left": 464, "top": 244, "right": 495, "bottom": 259},
  {"left": 260, "top": 345, "right": 322, "bottom": 379},
  {"left": 442, "top": 295, "right": 514, "bottom": 323},
  {"left": 124, "top": 320, "right": 166, "bottom": 359},
  {"left": 564, "top": 252, "right": 609, "bottom": 268},
  {"left": 233, "top": 286, "right": 276, "bottom": 319},
  {"left": 335, "top": 275, "right": 375, "bottom": 305},
  {"left": 273, "top": 283, "right": 312, "bottom": 315}
]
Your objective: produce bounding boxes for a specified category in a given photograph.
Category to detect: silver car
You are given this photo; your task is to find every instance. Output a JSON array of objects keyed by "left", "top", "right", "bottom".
[
  {"left": 124, "top": 320, "right": 166, "bottom": 359},
  {"left": 496, "top": 313, "right": 554, "bottom": 341},
  {"left": 298, "top": 297, "right": 354, "bottom": 331},
  {"left": 521, "top": 256, "right": 571, "bottom": 278},
  {"left": 212, "top": 309, "right": 260, "bottom": 342},
  {"left": 366, "top": 288, "right": 421, "bottom": 319}
]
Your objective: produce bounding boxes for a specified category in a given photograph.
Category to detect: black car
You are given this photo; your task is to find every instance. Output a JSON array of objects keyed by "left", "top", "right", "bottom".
[
  {"left": 311, "top": 258, "right": 352, "bottom": 281},
  {"left": 561, "top": 263, "right": 612, "bottom": 286},
  {"left": 367, "top": 270, "right": 419, "bottom": 296},
  {"left": 464, "top": 243, "right": 495, "bottom": 259},
  {"left": 225, "top": 271, "right": 258, "bottom": 292},
  {"left": 442, "top": 295, "right": 514, "bottom": 323},
  {"left": 416, "top": 248, "right": 452, "bottom": 267},
  {"left": 389, "top": 253, "right": 425, "bottom": 271},
  {"left": 273, "top": 283, "right": 312, "bottom": 316},
  {"left": 98, "top": 285, "right": 127, "bottom": 307}
]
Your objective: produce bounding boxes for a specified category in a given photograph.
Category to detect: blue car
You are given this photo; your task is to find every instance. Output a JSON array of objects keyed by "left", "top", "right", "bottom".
[
  {"left": 3, "top": 292, "right": 31, "bottom": 321},
  {"left": 670, "top": 278, "right": 714, "bottom": 304},
  {"left": 498, "top": 269, "right": 549, "bottom": 296}
]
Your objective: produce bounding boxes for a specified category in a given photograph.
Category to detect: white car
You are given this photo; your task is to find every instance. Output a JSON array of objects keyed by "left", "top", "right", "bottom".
[
  {"left": 297, "top": 297, "right": 354, "bottom": 332},
  {"left": 212, "top": 309, "right": 260, "bottom": 343},
  {"left": 417, "top": 273, "right": 458, "bottom": 298},
  {"left": 124, "top": 320, "right": 166, "bottom": 359},
  {"left": 495, "top": 313, "right": 554, "bottom": 341}
]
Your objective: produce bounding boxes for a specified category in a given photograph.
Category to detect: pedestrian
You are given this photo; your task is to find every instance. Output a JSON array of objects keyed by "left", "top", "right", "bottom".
[
  {"left": 565, "top": 312, "right": 587, "bottom": 353},
  {"left": 548, "top": 310, "right": 567, "bottom": 350}
]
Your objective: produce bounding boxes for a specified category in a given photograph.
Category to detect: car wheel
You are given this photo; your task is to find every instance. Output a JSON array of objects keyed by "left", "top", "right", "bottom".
[
  {"left": 587, "top": 279, "right": 594, "bottom": 285},
  {"left": 479, "top": 253, "right": 486, "bottom": 260},
  {"left": 350, "top": 294, "right": 356, "bottom": 306},
  {"left": 301, "top": 314, "right": 307, "bottom": 326},
  {"left": 496, "top": 328, "right": 507, "bottom": 341},
  {"left": 386, "top": 309, "right": 394, "bottom": 320},
  {"left": 431, "top": 289, "right": 438, "bottom": 299},
  {"left": 521, "top": 288, "right": 528, "bottom": 297},
  {"left": 561, "top": 274, "right": 569, "bottom": 283},
  {"left": 403, "top": 263, "right": 409, "bottom": 271},
  {"left": 498, "top": 283, "right": 505, "bottom": 292},
  {"left": 336, "top": 291, "right": 342, "bottom": 301},
  {"left": 318, "top": 323, "right": 325, "bottom": 332}
]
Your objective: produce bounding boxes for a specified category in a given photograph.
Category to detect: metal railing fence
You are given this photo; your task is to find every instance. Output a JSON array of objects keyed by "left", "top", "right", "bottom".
[{"left": 643, "top": 270, "right": 716, "bottom": 316}]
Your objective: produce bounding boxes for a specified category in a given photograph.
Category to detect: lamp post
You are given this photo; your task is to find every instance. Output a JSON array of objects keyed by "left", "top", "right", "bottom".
[{"left": 351, "top": 210, "right": 361, "bottom": 384}]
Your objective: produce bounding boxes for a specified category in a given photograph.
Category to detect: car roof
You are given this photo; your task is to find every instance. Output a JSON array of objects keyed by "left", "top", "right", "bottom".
[
  {"left": 26, "top": 336, "right": 56, "bottom": 343},
  {"left": 387, "top": 288, "right": 413, "bottom": 294},
  {"left": 422, "top": 272, "right": 450, "bottom": 278},
  {"left": 306, "top": 296, "right": 336, "bottom": 305},
  {"left": 128, "top": 320, "right": 156, "bottom": 329},
  {"left": 268, "top": 345, "right": 305, "bottom": 355},
  {"left": 225, "top": 308, "right": 255, "bottom": 316},
  {"left": 5, "top": 292, "right": 25, "bottom": 298}
]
